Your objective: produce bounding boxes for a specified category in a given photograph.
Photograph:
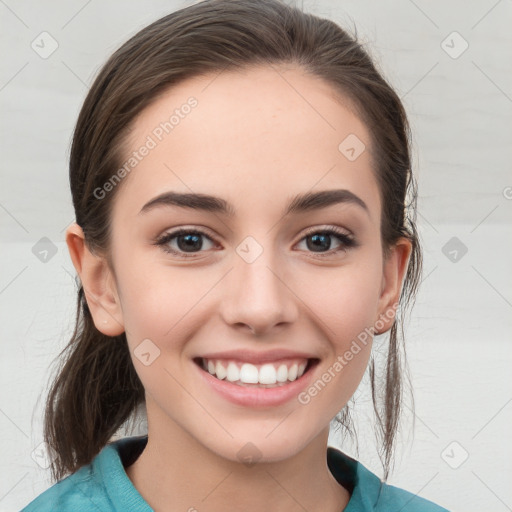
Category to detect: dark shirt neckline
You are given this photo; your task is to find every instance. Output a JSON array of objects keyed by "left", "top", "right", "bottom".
[{"left": 116, "top": 434, "right": 357, "bottom": 496}]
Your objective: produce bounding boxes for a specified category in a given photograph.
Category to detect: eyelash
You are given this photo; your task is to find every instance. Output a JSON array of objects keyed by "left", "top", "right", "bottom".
[{"left": 153, "top": 226, "right": 357, "bottom": 259}]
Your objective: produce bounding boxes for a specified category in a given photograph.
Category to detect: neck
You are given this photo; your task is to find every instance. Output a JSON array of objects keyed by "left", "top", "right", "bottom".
[{"left": 125, "top": 417, "right": 350, "bottom": 512}]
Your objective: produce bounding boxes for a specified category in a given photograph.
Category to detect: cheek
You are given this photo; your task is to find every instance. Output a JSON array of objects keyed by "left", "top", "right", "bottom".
[
  {"left": 296, "top": 267, "right": 378, "bottom": 417},
  {"left": 117, "top": 256, "right": 215, "bottom": 343},
  {"left": 294, "top": 257, "right": 383, "bottom": 340}
]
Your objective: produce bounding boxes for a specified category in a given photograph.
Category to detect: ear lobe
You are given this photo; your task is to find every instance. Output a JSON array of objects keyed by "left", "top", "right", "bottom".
[
  {"left": 375, "top": 238, "right": 412, "bottom": 335},
  {"left": 65, "top": 222, "right": 125, "bottom": 336}
]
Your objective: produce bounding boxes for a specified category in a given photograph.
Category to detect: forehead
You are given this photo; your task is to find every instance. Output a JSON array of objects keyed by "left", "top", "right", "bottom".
[{"left": 112, "top": 64, "right": 379, "bottom": 223}]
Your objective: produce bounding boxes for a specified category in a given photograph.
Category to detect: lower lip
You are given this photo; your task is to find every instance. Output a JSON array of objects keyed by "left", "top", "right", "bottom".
[{"left": 194, "top": 359, "right": 318, "bottom": 408}]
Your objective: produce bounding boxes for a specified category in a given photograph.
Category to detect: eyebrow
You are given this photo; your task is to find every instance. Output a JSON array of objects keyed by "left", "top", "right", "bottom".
[{"left": 138, "top": 188, "right": 369, "bottom": 217}]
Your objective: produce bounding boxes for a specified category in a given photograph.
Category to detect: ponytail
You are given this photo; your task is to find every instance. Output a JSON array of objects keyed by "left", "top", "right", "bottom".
[{"left": 43, "top": 283, "right": 144, "bottom": 481}]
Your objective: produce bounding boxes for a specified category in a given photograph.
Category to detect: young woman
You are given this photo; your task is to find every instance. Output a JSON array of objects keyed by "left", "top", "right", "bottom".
[{"left": 22, "top": 0, "right": 449, "bottom": 510}]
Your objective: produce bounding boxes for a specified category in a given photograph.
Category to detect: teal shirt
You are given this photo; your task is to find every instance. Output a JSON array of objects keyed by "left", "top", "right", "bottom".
[{"left": 22, "top": 435, "right": 449, "bottom": 511}]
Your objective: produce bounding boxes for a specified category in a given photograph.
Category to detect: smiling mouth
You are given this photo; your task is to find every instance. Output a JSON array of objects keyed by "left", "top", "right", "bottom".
[{"left": 193, "top": 357, "right": 320, "bottom": 388}]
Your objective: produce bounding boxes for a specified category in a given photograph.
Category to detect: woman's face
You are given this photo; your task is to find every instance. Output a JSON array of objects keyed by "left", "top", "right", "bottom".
[{"left": 84, "top": 64, "right": 408, "bottom": 462}]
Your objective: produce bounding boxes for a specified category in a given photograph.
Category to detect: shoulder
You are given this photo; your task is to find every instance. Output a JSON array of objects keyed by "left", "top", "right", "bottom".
[
  {"left": 327, "top": 447, "right": 450, "bottom": 512},
  {"left": 357, "top": 461, "right": 450, "bottom": 512},
  {"left": 375, "top": 480, "right": 450, "bottom": 511},
  {"left": 20, "top": 461, "right": 113, "bottom": 511},
  {"left": 21, "top": 437, "right": 151, "bottom": 512}
]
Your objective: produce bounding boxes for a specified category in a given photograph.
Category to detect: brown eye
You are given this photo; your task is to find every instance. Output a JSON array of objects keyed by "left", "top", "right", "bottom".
[
  {"left": 154, "top": 229, "right": 217, "bottom": 257},
  {"left": 296, "top": 227, "right": 357, "bottom": 256}
]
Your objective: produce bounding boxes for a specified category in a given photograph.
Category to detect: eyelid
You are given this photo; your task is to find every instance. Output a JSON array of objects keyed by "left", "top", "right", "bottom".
[
  {"left": 154, "top": 224, "right": 357, "bottom": 257},
  {"left": 153, "top": 226, "right": 219, "bottom": 255},
  {"left": 300, "top": 224, "right": 353, "bottom": 239},
  {"left": 156, "top": 224, "right": 353, "bottom": 243},
  {"left": 157, "top": 224, "right": 218, "bottom": 240},
  {"left": 294, "top": 225, "right": 357, "bottom": 257}
]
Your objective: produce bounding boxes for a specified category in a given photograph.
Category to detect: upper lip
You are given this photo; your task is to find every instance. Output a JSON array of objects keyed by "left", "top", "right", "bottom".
[{"left": 196, "top": 349, "right": 319, "bottom": 365}]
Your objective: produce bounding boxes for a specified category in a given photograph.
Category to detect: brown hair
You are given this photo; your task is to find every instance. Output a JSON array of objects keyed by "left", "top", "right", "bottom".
[{"left": 44, "top": 0, "right": 421, "bottom": 483}]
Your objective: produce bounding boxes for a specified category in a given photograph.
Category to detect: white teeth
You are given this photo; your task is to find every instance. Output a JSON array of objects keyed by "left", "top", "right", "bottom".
[
  {"left": 276, "top": 364, "right": 288, "bottom": 382},
  {"left": 240, "top": 363, "right": 259, "bottom": 384},
  {"left": 215, "top": 360, "right": 227, "bottom": 380},
  {"left": 259, "top": 364, "right": 277, "bottom": 384},
  {"left": 200, "top": 358, "right": 311, "bottom": 386},
  {"left": 288, "top": 363, "right": 298, "bottom": 381},
  {"left": 226, "top": 362, "right": 240, "bottom": 382}
]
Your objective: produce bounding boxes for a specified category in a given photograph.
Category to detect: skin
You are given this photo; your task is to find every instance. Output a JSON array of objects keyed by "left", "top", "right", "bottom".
[{"left": 66, "top": 64, "right": 411, "bottom": 512}]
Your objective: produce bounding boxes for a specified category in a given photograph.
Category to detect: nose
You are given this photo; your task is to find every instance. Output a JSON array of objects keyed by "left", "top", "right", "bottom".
[{"left": 219, "top": 250, "right": 299, "bottom": 337}]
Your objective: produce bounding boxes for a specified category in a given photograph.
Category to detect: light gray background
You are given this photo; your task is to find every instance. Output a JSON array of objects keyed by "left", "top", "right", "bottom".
[{"left": 1, "top": 1, "right": 511, "bottom": 511}]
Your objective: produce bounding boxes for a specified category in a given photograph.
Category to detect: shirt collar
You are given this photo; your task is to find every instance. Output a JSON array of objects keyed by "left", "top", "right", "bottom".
[{"left": 100, "top": 435, "right": 383, "bottom": 512}]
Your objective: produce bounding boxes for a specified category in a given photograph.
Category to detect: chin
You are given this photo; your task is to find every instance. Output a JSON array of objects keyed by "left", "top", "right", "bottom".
[{"left": 205, "top": 429, "right": 319, "bottom": 467}]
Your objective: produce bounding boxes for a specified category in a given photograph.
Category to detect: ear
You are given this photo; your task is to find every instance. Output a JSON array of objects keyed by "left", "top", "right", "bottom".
[
  {"left": 375, "top": 237, "right": 412, "bottom": 335},
  {"left": 65, "top": 222, "right": 125, "bottom": 336}
]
